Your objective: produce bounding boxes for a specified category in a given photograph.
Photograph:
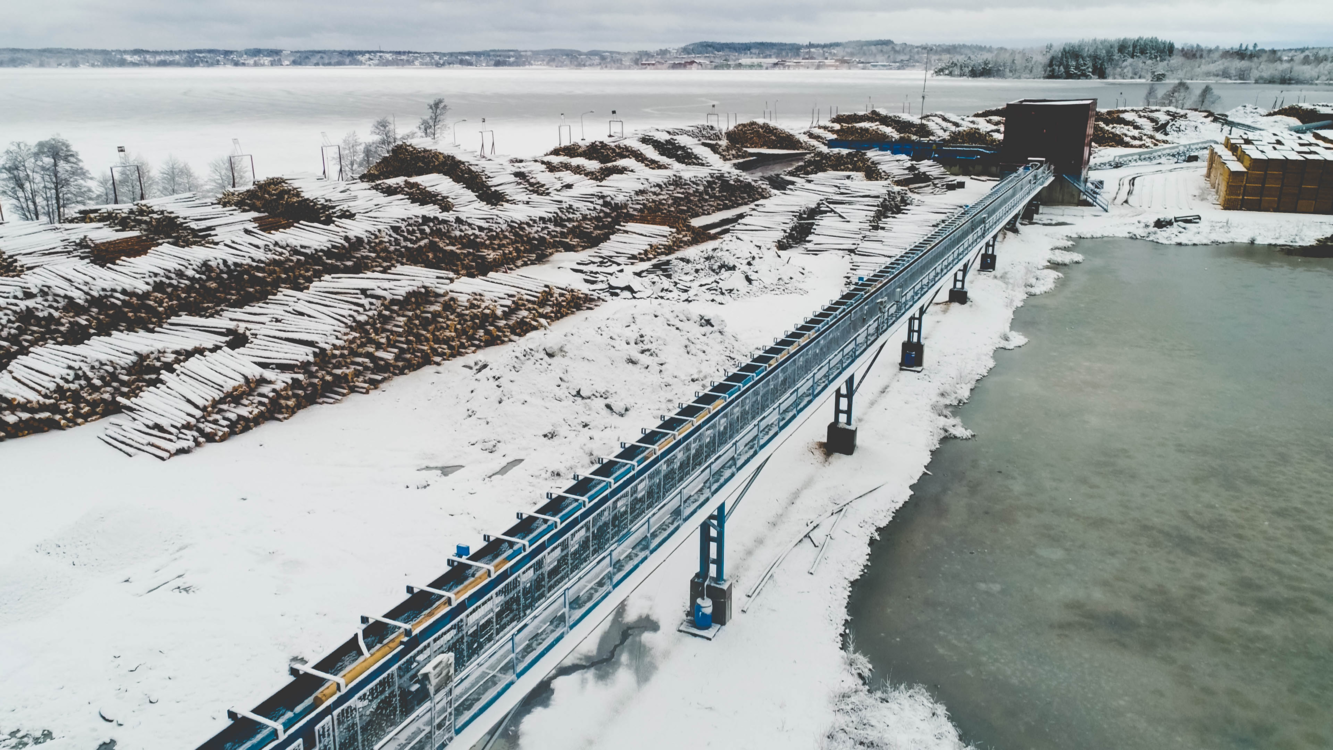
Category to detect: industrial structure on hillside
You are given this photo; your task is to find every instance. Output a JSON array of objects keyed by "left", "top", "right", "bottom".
[{"left": 1000, "top": 99, "right": 1097, "bottom": 207}]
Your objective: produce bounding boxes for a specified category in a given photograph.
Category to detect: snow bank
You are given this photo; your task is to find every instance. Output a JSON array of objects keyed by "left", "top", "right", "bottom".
[{"left": 823, "top": 653, "right": 974, "bottom": 750}]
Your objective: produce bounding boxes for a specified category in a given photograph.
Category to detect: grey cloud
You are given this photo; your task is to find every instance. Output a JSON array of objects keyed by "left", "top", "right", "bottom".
[{"left": 3, "top": 0, "right": 1330, "bottom": 50}]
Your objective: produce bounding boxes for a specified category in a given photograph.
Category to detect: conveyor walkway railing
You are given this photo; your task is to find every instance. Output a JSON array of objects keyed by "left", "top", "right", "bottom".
[
  {"left": 1089, "top": 140, "right": 1216, "bottom": 170},
  {"left": 1062, "top": 174, "right": 1110, "bottom": 212},
  {"left": 200, "top": 161, "right": 1054, "bottom": 750}
]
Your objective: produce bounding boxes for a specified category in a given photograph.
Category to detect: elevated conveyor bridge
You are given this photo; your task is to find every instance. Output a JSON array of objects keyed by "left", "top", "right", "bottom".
[
  {"left": 199, "top": 162, "right": 1055, "bottom": 750},
  {"left": 1089, "top": 140, "right": 1217, "bottom": 171}
]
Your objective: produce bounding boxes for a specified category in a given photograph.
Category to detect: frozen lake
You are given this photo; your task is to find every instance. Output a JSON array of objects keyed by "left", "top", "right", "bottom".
[{"left": 1, "top": 67, "right": 1324, "bottom": 182}]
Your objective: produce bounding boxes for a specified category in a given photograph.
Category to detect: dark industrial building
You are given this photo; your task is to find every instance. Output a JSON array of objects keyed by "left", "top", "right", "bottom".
[{"left": 1001, "top": 98, "right": 1096, "bottom": 206}]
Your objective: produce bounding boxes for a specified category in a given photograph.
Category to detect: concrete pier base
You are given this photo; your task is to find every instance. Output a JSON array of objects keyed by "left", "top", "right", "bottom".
[{"left": 826, "top": 421, "right": 858, "bottom": 455}]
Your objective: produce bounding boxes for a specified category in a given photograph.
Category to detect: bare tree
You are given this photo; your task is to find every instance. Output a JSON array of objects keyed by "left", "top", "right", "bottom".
[
  {"left": 120, "top": 152, "right": 158, "bottom": 199},
  {"left": 340, "top": 131, "right": 368, "bottom": 179},
  {"left": 94, "top": 171, "right": 116, "bottom": 205},
  {"left": 160, "top": 155, "right": 199, "bottom": 194},
  {"left": 1159, "top": 80, "right": 1192, "bottom": 109},
  {"left": 419, "top": 98, "right": 449, "bottom": 140},
  {"left": 205, "top": 156, "right": 242, "bottom": 197},
  {"left": 1191, "top": 84, "right": 1221, "bottom": 112},
  {"left": 1143, "top": 82, "right": 1159, "bottom": 107},
  {"left": 366, "top": 117, "right": 404, "bottom": 165},
  {"left": 1, "top": 141, "right": 44, "bottom": 221},
  {"left": 34, "top": 137, "right": 93, "bottom": 222}
]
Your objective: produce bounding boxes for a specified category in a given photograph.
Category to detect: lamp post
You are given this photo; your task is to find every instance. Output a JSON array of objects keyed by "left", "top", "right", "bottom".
[
  {"left": 452, "top": 119, "right": 467, "bottom": 146},
  {"left": 580, "top": 111, "right": 594, "bottom": 141}
]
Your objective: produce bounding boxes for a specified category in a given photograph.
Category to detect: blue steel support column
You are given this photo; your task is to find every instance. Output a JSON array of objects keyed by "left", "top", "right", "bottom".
[
  {"left": 697, "top": 515, "right": 711, "bottom": 583},
  {"left": 691, "top": 502, "right": 731, "bottom": 626},
  {"left": 714, "top": 503, "right": 726, "bottom": 584},
  {"left": 695, "top": 504, "right": 726, "bottom": 584}
]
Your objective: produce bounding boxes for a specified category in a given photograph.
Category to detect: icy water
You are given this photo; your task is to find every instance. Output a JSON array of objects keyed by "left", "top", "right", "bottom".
[
  {"left": 0, "top": 67, "right": 1323, "bottom": 178},
  {"left": 846, "top": 239, "right": 1333, "bottom": 750}
]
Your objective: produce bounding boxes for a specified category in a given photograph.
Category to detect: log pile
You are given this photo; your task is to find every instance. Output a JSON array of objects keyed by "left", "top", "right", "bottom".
[
  {"left": 217, "top": 177, "right": 355, "bottom": 230},
  {"left": 828, "top": 111, "right": 936, "bottom": 139},
  {"left": 73, "top": 203, "right": 211, "bottom": 250},
  {"left": 541, "top": 159, "right": 634, "bottom": 182},
  {"left": 398, "top": 171, "right": 769, "bottom": 276},
  {"left": 97, "top": 267, "right": 592, "bottom": 457},
  {"left": 0, "top": 252, "right": 20, "bottom": 277},
  {"left": 0, "top": 167, "right": 762, "bottom": 372},
  {"left": 2, "top": 136, "right": 773, "bottom": 451},
  {"left": 571, "top": 222, "right": 677, "bottom": 281},
  {"left": 0, "top": 317, "right": 239, "bottom": 438},
  {"left": 361, "top": 144, "right": 510, "bottom": 205},
  {"left": 371, "top": 179, "right": 456, "bottom": 213},
  {"left": 700, "top": 139, "right": 750, "bottom": 161},
  {"left": 0, "top": 219, "right": 142, "bottom": 270},
  {"left": 638, "top": 135, "right": 710, "bottom": 167},
  {"left": 547, "top": 141, "right": 668, "bottom": 170},
  {"left": 789, "top": 151, "right": 889, "bottom": 181},
  {"left": 940, "top": 127, "right": 1001, "bottom": 148},
  {"left": 656, "top": 125, "right": 747, "bottom": 162},
  {"left": 725, "top": 122, "right": 814, "bottom": 151},
  {"left": 630, "top": 215, "right": 715, "bottom": 262},
  {"left": 861, "top": 152, "right": 959, "bottom": 192}
]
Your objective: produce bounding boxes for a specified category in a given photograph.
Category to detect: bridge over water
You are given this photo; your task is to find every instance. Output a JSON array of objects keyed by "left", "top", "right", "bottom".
[{"left": 202, "top": 162, "right": 1054, "bottom": 750}]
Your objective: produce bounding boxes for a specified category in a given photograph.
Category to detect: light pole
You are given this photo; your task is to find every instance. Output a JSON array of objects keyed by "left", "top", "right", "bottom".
[
  {"left": 452, "top": 119, "right": 467, "bottom": 146},
  {"left": 580, "top": 111, "right": 594, "bottom": 141}
]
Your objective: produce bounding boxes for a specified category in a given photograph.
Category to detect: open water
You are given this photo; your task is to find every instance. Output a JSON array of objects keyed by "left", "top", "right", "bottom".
[{"left": 846, "top": 239, "right": 1333, "bottom": 749}]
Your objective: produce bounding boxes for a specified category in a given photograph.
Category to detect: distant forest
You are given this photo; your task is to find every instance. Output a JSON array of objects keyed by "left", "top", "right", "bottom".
[
  {"left": 934, "top": 37, "right": 1333, "bottom": 84},
  {"left": 1, "top": 39, "right": 1330, "bottom": 82}
]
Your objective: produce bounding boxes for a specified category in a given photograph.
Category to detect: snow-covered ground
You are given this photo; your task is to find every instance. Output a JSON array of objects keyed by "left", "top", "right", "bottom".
[{"left": 3, "top": 154, "right": 1330, "bottom": 750}]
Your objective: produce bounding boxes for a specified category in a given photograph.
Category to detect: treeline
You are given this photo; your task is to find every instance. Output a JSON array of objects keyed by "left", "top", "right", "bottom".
[
  {"left": 0, "top": 47, "right": 637, "bottom": 69},
  {"left": 935, "top": 38, "right": 1333, "bottom": 83}
]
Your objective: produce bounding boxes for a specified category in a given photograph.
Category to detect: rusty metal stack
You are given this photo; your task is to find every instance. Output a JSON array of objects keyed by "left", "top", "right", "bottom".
[{"left": 1209, "top": 132, "right": 1333, "bottom": 213}]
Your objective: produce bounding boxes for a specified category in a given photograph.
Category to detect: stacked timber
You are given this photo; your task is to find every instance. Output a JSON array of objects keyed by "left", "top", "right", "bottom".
[
  {"left": 571, "top": 223, "right": 677, "bottom": 283},
  {"left": 99, "top": 266, "right": 591, "bottom": 457},
  {"left": 0, "top": 317, "right": 239, "bottom": 437},
  {"left": 0, "top": 168, "right": 763, "bottom": 373},
  {"left": 0, "top": 135, "right": 776, "bottom": 454},
  {"left": 862, "top": 152, "right": 959, "bottom": 192},
  {"left": 1206, "top": 147, "right": 1246, "bottom": 210},
  {"left": 1213, "top": 131, "right": 1333, "bottom": 213}
]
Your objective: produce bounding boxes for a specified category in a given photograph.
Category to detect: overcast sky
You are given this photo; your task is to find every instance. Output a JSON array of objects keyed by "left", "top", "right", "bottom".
[{"left": 4, "top": 0, "right": 1331, "bottom": 51}]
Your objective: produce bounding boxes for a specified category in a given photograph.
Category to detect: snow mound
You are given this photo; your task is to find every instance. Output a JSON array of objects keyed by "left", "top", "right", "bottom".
[
  {"left": 997, "top": 330, "right": 1028, "bottom": 350},
  {"left": 636, "top": 238, "right": 807, "bottom": 302},
  {"left": 824, "top": 653, "right": 975, "bottom": 750},
  {"left": 1048, "top": 249, "right": 1085, "bottom": 266},
  {"left": 1025, "top": 268, "right": 1063, "bottom": 296}
]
